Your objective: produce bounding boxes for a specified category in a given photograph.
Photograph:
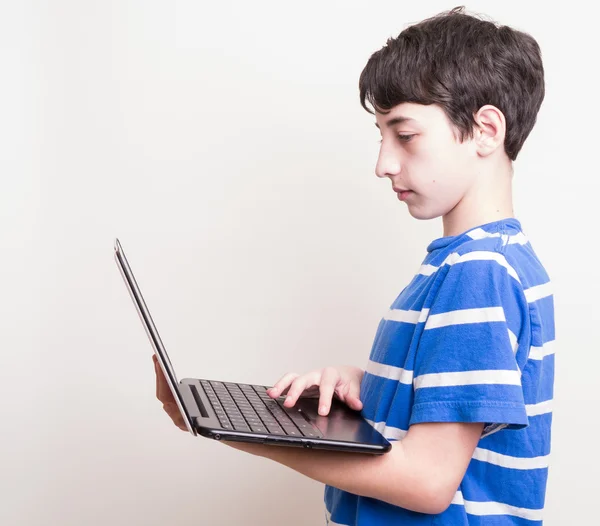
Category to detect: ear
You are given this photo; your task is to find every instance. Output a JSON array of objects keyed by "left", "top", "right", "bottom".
[{"left": 473, "top": 105, "right": 506, "bottom": 157}]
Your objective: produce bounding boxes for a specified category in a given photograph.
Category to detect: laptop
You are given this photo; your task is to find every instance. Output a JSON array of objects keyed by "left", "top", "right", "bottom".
[{"left": 114, "top": 238, "right": 391, "bottom": 454}]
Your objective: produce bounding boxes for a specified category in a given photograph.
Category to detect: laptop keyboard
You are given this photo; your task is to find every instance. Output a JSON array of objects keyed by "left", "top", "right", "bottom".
[{"left": 200, "top": 380, "right": 322, "bottom": 438}]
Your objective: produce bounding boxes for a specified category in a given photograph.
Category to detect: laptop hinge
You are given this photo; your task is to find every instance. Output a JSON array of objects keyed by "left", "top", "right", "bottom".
[{"left": 178, "top": 382, "right": 205, "bottom": 418}]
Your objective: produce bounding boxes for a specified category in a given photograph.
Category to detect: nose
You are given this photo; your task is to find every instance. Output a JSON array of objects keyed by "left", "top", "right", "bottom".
[{"left": 375, "top": 143, "right": 402, "bottom": 179}]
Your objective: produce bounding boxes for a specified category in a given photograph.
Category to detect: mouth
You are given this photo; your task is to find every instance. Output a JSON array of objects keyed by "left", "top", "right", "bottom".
[{"left": 393, "top": 187, "right": 413, "bottom": 201}]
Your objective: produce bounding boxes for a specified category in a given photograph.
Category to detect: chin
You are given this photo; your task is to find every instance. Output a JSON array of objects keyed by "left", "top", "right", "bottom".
[
  {"left": 407, "top": 197, "right": 459, "bottom": 221},
  {"left": 407, "top": 206, "right": 443, "bottom": 221}
]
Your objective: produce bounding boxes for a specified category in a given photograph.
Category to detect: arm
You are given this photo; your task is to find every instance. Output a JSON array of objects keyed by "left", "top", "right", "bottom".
[
  {"left": 152, "top": 355, "right": 482, "bottom": 514},
  {"left": 229, "top": 421, "right": 483, "bottom": 515}
]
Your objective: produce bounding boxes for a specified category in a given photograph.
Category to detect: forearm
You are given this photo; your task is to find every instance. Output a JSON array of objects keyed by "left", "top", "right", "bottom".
[
  {"left": 227, "top": 421, "right": 483, "bottom": 513},
  {"left": 231, "top": 441, "right": 440, "bottom": 514}
]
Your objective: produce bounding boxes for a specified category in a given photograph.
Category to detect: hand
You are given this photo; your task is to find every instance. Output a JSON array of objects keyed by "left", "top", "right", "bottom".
[
  {"left": 267, "top": 366, "right": 364, "bottom": 416},
  {"left": 152, "top": 354, "right": 188, "bottom": 432}
]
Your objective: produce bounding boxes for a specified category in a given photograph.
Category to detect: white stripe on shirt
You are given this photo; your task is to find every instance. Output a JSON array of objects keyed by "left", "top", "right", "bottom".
[
  {"left": 529, "top": 340, "right": 555, "bottom": 360},
  {"left": 383, "top": 308, "right": 430, "bottom": 324},
  {"left": 365, "top": 419, "right": 408, "bottom": 441},
  {"left": 507, "top": 329, "right": 518, "bottom": 353},
  {"left": 526, "top": 399, "right": 553, "bottom": 417},
  {"left": 466, "top": 228, "right": 529, "bottom": 246},
  {"left": 507, "top": 232, "right": 529, "bottom": 245},
  {"left": 473, "top": 447, "right": 550, "bottom": 470},
  {"left": 383, "top": 309, "right": 421, "bottom": 324},
  {"left": 451, "top": 251, "right": 520, "bottom": 283},
  {"left": 418, "top": 251, "right": 520, "bottom": 283},
  {"left": 366, "top": 360, "right": 414, "bottom": 385},
  {"left": 452, "top": 491, "right": 544, "bottom": 521},
  {"left": 425, "top": 307, "right": 506, "bottom": 330},
  {"left": 414, "top": 369, "right": 522, "bottom": 389},
  {"left": 418, "top": 263, "right": 438, "bottom": 276},
  {"left": 524, "top": 282, "right": 552, "bottom": 303}
]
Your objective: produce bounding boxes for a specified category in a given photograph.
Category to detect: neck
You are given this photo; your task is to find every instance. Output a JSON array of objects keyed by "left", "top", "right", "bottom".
[{"left": 442, "top": 159, "right": 514, "bottom": 237}]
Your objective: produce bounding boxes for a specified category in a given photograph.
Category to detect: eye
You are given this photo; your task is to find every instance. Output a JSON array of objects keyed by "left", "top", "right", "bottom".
[{"left": 378, "top": 135, "right": 415, "bottom": 144}]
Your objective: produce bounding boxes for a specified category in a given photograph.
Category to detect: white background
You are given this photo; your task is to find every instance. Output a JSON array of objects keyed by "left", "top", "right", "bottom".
[{"left": 1, "top": 1, "right": 598, "bottom": 524}]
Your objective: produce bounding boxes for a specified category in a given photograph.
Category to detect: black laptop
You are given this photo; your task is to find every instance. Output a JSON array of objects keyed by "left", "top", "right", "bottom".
[{"left": 115, "top": 239, "right": 391, "bottom": 454}]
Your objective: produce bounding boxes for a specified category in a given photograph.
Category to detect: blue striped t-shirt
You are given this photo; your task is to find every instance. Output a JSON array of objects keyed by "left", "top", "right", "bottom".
[{"left": 325, "top": 218, "right": 555, "bottom": 525}]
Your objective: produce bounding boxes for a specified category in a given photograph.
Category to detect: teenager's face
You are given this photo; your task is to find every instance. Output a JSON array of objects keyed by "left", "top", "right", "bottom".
[{"left": 374, "top": 103, "right": 478, "bottom": 220}]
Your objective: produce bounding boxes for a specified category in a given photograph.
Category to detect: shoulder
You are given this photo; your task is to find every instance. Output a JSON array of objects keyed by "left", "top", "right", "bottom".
[
  {"left": 434, "top": 235, "right": 523, "bottom": 287},
  {"left": 425, "top": 236, "right": 529, "bottom": 318},
  {"left": 442, "top": 228, "right": 549, "bottom": 291}
]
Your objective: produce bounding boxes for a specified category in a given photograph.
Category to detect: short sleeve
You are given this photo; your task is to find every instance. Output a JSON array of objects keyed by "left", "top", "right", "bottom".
[{"left": 409, "top": 253, "right": 530, "bottom": 435}]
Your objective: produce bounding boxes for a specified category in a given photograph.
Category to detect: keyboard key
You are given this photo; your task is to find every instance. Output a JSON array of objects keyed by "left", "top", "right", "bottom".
[
  {"left": 301, "top": 429, "right": 321, "bottom": 438},
  {"left": 249, "top": 423, "right": 267, "bottom": 433},
  {"left": 266, "top": 424, "right": 285, "bottom": 435},
  {"left": 273, "top": 413, "right": 294, "bottom": 427},
  {"left": 233, "top": 423, "right": 250, "bottom": 432},
  {"left": 281, "top": 427, "right": 300, "bottom": 437},
  {"left": 292, "top": 421, "right": 312, "bottom": 431},
  {"left": 288, "top": 411, "right": 313, "bottom": 429}
]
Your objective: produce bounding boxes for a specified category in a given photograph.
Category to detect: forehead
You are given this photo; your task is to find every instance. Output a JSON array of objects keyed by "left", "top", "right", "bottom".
[{"left": 374, "top": 102, "right": 449, "bottom": 129}]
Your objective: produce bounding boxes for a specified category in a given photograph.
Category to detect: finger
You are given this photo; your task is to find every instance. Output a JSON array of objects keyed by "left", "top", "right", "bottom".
[
  {"left": 156, "top": 363, "right": 176, "bottom": 404},
  {"left": 299, "top": 385, "right": 320, "bottom": 398},
  {"left": 284, "top": 372, "right": 320, "bottom": 408},
  {"left": 268, "top": 372, "right": 300, "bottom": 398},
  {"left": 268, "top": 372, "right": 299, "bottom": 397},
  {"left": 154, "top": 357, "right": 160, "bottom": 400},
  {"left": 156, "top": 362, "right": 168, "bottom": 401},
  {"left": 345, "top": 381, "right": 363, "bottom": 410},
  {"left": 317, "top": 367, "right": 340, "bottom": 415}
]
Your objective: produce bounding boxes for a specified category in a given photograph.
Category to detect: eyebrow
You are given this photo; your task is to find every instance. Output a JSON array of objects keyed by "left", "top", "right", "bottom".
[{"left": 374, "top": 116, "right": 416, "bottom": 129}]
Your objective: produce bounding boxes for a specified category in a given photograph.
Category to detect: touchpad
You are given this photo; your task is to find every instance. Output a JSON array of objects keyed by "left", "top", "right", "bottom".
[{"left": 295, "top": 397, "right": 363, "bottom": 434}]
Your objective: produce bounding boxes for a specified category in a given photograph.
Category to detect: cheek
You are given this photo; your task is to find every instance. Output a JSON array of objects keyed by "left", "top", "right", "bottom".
[
  {"left": 418, "top": 150, "right": 472, "bottom": 195},
  {"left": 407, "top": 142, "right": 470, "bottom": 193},
  {"left": 412, "top": 169, "right": 468, "bottom": 217},
  {"left": 413, "top": 161, "right": 459, "bottom": 198}
]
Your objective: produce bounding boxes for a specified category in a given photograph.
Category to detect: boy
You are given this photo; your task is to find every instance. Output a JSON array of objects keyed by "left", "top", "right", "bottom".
[{"left": 154, "top": 6, "right": 554, "bottom": 524}]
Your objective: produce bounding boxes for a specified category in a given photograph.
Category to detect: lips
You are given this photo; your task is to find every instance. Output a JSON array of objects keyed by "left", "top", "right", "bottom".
[{"left": 393, "top": 187, "right": 413, "bottom": 201}]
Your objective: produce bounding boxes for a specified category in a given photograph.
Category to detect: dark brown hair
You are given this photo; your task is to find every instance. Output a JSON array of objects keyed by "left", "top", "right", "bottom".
[{"left": 359, "top": 6, "right": 545, "bottom": 160}]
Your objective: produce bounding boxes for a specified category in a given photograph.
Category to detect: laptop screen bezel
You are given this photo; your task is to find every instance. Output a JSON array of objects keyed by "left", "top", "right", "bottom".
[{"left": 114, "top": 238, "right": 197, "bottom": 436}]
